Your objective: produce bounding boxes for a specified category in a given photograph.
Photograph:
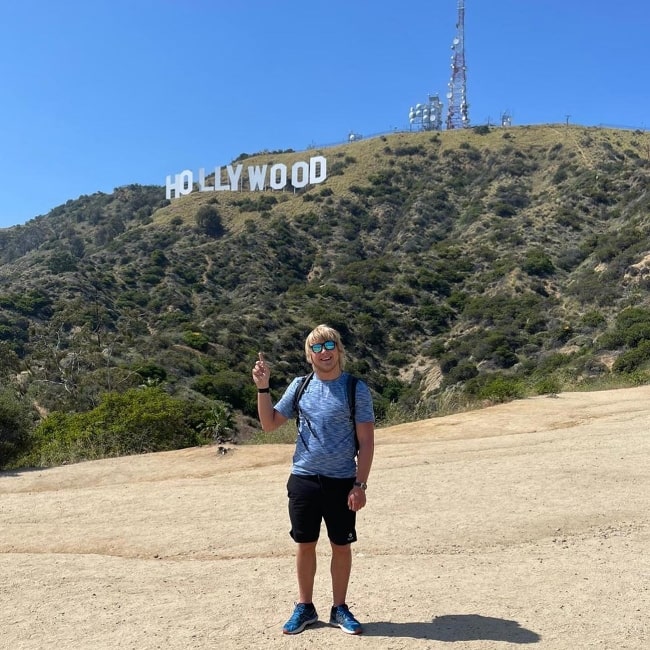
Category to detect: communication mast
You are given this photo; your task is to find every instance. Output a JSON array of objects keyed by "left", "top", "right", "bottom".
[
  {"left": 408, "top": 94, "right": 444, "bottom": 131},
  {"left": 446, "top": 0, "right": 469, "bottom": 129}
]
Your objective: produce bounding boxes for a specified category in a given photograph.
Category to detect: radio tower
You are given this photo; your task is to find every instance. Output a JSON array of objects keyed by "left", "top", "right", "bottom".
[{"left": 446, "top": 0, "right": 470, "bottom": 129}]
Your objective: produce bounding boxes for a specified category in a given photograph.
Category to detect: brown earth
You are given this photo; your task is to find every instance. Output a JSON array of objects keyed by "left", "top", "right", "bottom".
[{"left": 1, "top": 386, "right": 649, "bottom": 649}]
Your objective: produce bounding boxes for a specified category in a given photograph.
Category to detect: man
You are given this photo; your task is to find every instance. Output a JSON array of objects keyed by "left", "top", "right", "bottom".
[{"left": 252, "top": 324, "right": 375, "bottom": 635}]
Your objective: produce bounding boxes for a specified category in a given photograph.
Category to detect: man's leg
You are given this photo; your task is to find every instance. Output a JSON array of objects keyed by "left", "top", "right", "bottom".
[
  {"left": 329, "top": 542, "right": 363, "bottom": 634},
  {"left": 330, "top": 542, "right": 352, "bottom": 605},
  {"left": 296, "top": 541, "right": 318, "bottom": 603}
]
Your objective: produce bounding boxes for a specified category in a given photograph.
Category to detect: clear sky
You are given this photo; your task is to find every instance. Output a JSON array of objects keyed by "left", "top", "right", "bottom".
[{"left": 1, "top": 0, "right": 648, "bottom": 229}]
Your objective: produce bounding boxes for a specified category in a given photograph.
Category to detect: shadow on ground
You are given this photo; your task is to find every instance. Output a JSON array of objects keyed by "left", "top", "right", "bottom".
[{"left": 364, "top": 614, "right": 541, "bottom": 643}]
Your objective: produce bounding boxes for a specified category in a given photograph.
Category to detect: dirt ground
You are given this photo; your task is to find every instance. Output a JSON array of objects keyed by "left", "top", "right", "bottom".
[{"left": 1, "top": 386, "right": 648, "bottom": 649}]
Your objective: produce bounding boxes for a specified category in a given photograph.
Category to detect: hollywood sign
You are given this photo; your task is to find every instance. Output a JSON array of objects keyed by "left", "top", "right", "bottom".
[{"left": 166, "top": 155, "right": 327, "bottom": 200}]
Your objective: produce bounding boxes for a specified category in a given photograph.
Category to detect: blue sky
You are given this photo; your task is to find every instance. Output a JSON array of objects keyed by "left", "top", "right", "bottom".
[{"left": 1, "top": 0, "right": 648, "bottom": 228}]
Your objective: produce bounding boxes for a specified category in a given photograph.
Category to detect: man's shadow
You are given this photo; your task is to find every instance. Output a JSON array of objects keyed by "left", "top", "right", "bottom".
[{"left": 364, "top": 614, "right": 541, "bottom": 643}]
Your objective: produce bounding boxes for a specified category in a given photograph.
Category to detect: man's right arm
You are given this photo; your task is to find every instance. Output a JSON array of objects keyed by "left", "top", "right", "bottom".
[
  {"left": 252, "top": 351, "right": 288, "bottom": 432},
  {"left": 257, "top": 391, "right": 288, "bottom": 432}
]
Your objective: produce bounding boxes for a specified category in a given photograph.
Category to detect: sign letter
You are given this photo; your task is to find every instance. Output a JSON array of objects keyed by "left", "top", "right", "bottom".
[
  {"left": 198, "top": 168, "right": 214, "bottom": 192},
  {"left": 248, "top": 165, "right": 267, "bottom": 191},
  {"left": 291, "top": 161, "right": 309, "bottom": 188},
  {"left": 269, "top": 163, "right": 287, "bottom": 190},
  {"left": 227, "top": 164, "right": 243, "bottom": 191},
  {"left": 309, "top": 156, "right": 327, "bottom": 184}
]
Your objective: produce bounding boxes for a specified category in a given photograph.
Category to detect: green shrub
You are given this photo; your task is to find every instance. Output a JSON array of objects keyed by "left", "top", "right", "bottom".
[
  {"left": 624, "top": 323, "right": 650, "bottom": 347},
  {"left": 195, "top": 204, "right": 225, "bottom": 237},
  {"left": 197, "top": 401, "right": 235, "bottom": 443},
  {"left": 536, "top": 353, "right": 572, "bottom": 373},
  {"left": 183, "top": 330, "right": 209, "bottom": 351},
  {"left": 580, "top": 310, "right": 606, "bottom": 329},
  {"left": 22, "top": 387, "right": 210, "bottom": 468},
  {"left": 522, "top": 249, "right": 555, "bottom": 277},
  {"left": 192, "top": 371, "right": 255, "bottom": 414},
  {"left": 616, "top": 307, "right": 650, "bottom": 332},
  {"left": 134, "top": 363, "right": 168, "bottom": 384},
  {"left": 0, "top": 390, "right": 33, "bottom": 469},
  {"left": 444, "top": 361, "right": 479, "bottom": 385},
  {"left": 612, "top": 341, "right": 650, "bottom": 373},
  {"left": 48, "top": 251, "right": 78, "bottom": 274},
  {"left": 596, "top": 330, "right": 624, "bottom": 350},
  {"left": 0, "top": 290, "right": 51, "bottom": 317},
  {"left": 534, "top": 377, "right": 563, "bottom": 395},
  {"left": 491, "top": 202, "right": 517, "bottom": 218},
  {"left": 465, "top": 374, "right": 524, "bottom": 402},
  {"left": 386, "top": 351, "right": 409, "bottom": 367}
]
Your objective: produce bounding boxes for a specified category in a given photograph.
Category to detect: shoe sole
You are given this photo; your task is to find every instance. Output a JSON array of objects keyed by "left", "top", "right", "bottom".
[{"left": 282, "top": 615, "right": 318, "bottom": 635}]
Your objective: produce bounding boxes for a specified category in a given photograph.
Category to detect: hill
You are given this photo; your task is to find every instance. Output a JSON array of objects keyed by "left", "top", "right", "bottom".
[
  {"left": 1, "top": 124, "right": 650, "bottom": 467},
  {"left": 1, "top": 385, "right": 648, "bottom": 648}
]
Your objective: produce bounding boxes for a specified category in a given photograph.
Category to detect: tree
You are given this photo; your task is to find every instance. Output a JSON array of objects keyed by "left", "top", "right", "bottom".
[
  {"left": 0, "top": 389, "right": 33, "bottom": 469},
  {"left": 195, "top": 204, "right": 225, "bottom": 237}
]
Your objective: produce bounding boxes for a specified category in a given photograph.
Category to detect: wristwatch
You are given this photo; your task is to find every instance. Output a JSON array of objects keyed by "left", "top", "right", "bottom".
[{"left": 354, "top": 481, "right": 367, "bottom": 491}]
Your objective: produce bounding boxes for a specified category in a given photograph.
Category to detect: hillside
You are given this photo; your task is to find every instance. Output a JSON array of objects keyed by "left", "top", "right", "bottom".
[{"left": 1, "top": 124, "right": 650, "bottom": 466}]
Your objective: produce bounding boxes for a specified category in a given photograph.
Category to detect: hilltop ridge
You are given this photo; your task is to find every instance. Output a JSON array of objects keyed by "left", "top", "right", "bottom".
[{"left": 1, "top": 124, "right": 650, "bottom": 467}]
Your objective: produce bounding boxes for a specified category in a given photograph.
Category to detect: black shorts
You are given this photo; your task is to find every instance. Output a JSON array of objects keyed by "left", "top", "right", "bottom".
[{"left": 286, "top": 473, "right": 357, "bottom": 545}]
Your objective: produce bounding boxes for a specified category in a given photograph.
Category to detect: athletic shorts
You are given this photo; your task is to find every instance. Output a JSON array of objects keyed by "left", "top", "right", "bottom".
[{"left": 286, "top": 473, "right": 357, "bottom": 545}]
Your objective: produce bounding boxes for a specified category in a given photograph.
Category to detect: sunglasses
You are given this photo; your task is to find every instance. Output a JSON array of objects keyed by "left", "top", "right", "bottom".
[{"left": 310, "top": 340, "right": 336, "bottom": 353}]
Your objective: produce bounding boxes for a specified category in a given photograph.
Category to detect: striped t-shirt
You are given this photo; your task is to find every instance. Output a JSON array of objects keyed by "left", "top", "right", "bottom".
[{"left": 275, "top": 371, "right": 375, "bottom": 478}]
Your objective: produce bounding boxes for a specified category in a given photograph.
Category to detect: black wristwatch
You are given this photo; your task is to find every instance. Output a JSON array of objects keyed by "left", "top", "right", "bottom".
[{"left": 354, "top": 481, "right": 367, "bottom": 491}]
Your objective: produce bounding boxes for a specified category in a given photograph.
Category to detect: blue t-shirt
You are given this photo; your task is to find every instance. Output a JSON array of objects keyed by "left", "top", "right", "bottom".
[{"left": 275, "top": 372, "right": 375, "bottom": 478}]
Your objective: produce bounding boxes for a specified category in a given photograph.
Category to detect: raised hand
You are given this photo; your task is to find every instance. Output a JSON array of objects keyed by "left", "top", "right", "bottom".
[{"left": 252, "top": 351, "right": 270, "bottom": 388}]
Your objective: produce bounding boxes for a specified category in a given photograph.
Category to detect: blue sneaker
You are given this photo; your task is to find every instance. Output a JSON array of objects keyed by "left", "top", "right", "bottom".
[
  {"left": 330, "top": 604, "right": 362, "bottom": 635},
  {"left": 282, "top": 602, "right": 318, "bottom": 635}
]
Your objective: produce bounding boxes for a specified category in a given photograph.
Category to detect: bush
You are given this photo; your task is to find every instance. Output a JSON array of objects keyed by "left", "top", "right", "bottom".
[
  {"left": 444, "top": 361, "right": 479, "bottom": 385},
  {"left": 580, "top": 310, "right": 605, "bottom": 329},
  {"left": 465, "top": 374, "right": 525, "bottom": 402},
  {"left": 183, "top": 330, "right": 209, "bottom": 351},
  {"left": 534, "top": 377, "right": 563, "bottom": 395},
  {"left": 624, "top": 323, "right": 650, "bottom": 347},
  {"left": 21, "top": 387, "right": 211, "bottom": 468},
  {"left": 0, "top": 390, "right": 33, "bottom": 469},
  {"left": 192, "top": 371, "right": 256, "bottom": 414},
  {"left": 198, "top": 401, "right": 235, "bottom": 443},
  {"left": 134, "top": 363, "right": 168, "bottom": 384},
  {"left": 612, "top": 341, "right": 650, "bottom": 374},
  {"left": 616, "top": 307, "right": 650, "bottom": 333},
  {"left": 522, "top": 249, "right": 555, "bottom": 277},
  {"left": 195, "top": 204, "right": 225, "bottom": 237}
]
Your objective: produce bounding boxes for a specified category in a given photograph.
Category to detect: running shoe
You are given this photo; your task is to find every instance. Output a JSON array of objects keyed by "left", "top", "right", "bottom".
[
  {"left": 330, "top": 603, "right": 362, "bottom": 635},
  {"left": 282, "top": 602, "right": 318, "bottom": 634}
]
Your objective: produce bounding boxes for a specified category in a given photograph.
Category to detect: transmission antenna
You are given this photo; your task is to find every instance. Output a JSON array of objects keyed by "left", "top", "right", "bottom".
[{"left": 446, "top": 0, "right": 470, "bottom": 129}]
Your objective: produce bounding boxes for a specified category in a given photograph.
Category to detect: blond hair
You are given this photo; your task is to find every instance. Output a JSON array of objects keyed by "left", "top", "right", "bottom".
[{"left": 304, "top": 324, "right": 346, "bottom": 369}]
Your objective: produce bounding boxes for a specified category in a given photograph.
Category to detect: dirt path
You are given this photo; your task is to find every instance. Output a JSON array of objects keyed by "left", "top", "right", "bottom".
[{"left": 1, "top": 386, "right": 648, "bottom": 649}]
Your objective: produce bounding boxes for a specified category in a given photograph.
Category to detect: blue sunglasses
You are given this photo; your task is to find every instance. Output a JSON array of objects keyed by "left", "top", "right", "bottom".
[{"left": 310, "top": 340, "right": 336, "bottom": 353}]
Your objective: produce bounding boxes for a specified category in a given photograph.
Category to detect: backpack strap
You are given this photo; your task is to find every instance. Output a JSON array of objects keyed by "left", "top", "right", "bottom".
[
  {"left": 293, "top": 371, "right": 314, "bottom": 430},
  {"left": 346, "top": 375, "right": 359, "bottom": 452}
]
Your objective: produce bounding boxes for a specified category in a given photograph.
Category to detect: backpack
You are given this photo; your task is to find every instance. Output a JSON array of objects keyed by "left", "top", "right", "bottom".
[{"left": 292, "top": 372, "right": 360, "bottom": 452}]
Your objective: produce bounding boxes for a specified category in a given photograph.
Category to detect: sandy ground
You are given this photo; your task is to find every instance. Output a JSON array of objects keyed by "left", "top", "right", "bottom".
[{"left": 1, "top": 386, "right": 649, "bottom": 650}]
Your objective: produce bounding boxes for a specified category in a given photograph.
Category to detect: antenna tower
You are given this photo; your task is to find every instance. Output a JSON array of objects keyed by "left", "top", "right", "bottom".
[{"left": 446, "top": 0, "right": 469, "bottom": 129}]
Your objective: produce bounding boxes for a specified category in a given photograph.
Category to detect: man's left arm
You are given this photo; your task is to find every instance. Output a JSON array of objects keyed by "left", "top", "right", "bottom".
[
  {"left": 349, "top": 421, "right": 374, "bottom": 511},
  {"left": 355, "top": 421, "right": 374, "bottom": 485}
]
